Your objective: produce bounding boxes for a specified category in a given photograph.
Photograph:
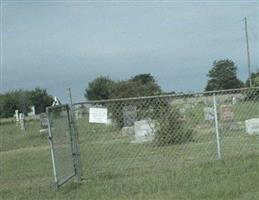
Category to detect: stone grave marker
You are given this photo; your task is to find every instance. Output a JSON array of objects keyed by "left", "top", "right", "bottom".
[
  {"left": 19, "top": 113, "right": 26, "bottom": 131},
  {"left": 232, "top": 97, "right": 237, "bottom": 105},
  {"left": 132, "top": 119, "right": 155, "bottom": 143},
  {"left": 122, "top": 126, "right": 134, "bottom": 135},
  {"left": 123, "top": 105, "right": 137, "bottom": 127},
  {"left": 14, "top": 110, "right": 19, "bottom": 126},
  {"left": 39, "top": 113, "right": 49, "bottom": 133},
  {"left": 245, "top": 118, "right": 259, "bottom": 135},
  {"left": 28, "top": 106, "right": 36, "bottom": 116},
  {"left": 204, "top": 107, "right": 215, "bottom": 121},
  {"left": 220, "top": 105, "right": 234, "bottom": 121},
  {"left": 75, "top": 108, "right": 84, "bottom": 120},
  {"left": 14, "top": 110, "right": 19, "bottom": 122}
]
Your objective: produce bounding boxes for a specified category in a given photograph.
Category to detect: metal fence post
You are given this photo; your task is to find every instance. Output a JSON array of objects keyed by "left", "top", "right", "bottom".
[
  {"left": 69, "top": 105, "right": 82, "bottom": 182},
  {"left": 46, "top": 109, "right": 58, "bottom": 188},
  {"left": 213, "top": 94, "right": 221, "bottom": 159}
]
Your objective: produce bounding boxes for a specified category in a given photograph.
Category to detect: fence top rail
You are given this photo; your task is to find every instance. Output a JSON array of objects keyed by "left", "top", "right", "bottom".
[{"left": 72, "top": 87, "right": 259, "bottom": 106}]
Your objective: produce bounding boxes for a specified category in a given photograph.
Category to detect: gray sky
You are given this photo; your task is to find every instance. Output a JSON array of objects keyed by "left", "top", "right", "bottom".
[{"left": 0, "top": 0, "right": 258, "bottom": 102}]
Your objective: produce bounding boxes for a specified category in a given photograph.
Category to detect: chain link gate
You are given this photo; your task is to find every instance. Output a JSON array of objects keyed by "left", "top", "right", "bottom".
[{"left": 47, "top": 105, "right": 81, "bottom": 188}]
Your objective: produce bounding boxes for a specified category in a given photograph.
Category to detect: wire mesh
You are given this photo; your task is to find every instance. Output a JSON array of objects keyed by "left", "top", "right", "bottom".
[
  {"left": 47, "top": 105, "right": 76, "bottom": 187},
  {"left": 72, "top": 87, "right": 259, "bottom": 196}
]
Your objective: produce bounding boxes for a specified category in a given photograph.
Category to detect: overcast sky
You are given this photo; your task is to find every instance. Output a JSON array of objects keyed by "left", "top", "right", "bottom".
[{"left": 0, "top": 1, "right": 258, "bottom": 102}]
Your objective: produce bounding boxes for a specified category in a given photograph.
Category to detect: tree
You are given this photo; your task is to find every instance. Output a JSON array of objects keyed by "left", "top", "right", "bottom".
[
  {"left": 244, "top": 71, "right": 259, "bottom": 101},
  {"left": 85, "top": 76, "right": 115, "bottom": 100},
  {"left": 29, "top": 88, "right": 54, "bottom": 114},
  {"left": 130, "top": 73, "right": 156, "bottom": 85},
  {"left": 0, "top": 90, "right": 31, "bottom": 118},
  {"left": 205, "top": 59, "right": 244, "bottom": 91},
  {"left": 85, "top": 74, "right": 161, "bottom": 100},
  {"left": 245, "top": 70, "right": 259, "bottom": 87},
  {"left": 111, "top": 74, "right": 161, "bottom": 99},
  {"left": 0, "top": 88, "right": 53, "bottom": 118},
  {"left": 154, "top": 105, "right": 193, "bottom": 146}
]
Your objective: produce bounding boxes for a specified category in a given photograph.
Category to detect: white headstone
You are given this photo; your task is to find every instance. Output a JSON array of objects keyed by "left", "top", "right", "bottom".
[
  {"left": 15, "top": 110, "right": 19, "bottom": 122},
  {"left": 28, "top": 106, "right": 36, "bottom": 116},
  {"left": 133, "top": 119, "right": 155, "bottom": 143},
  {"left": 75, "top": 109, "right": 79, "bottom": 120},
  {"left": 204, "top": 107, "right": 214, "bottom": 121},
  {"left": 245, "top": 118, "right": 259, "bottom": 135},
  {"left": 106, "top": 118, "right": 112, "bottom": 125},
  {"left": 19, "top": 113, "right": 24, "bottom": 120}
]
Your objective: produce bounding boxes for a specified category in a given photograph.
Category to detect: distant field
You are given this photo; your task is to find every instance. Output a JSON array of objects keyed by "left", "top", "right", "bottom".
[{"left": 1, "top": 115, "right": 259, "bottom": 200}]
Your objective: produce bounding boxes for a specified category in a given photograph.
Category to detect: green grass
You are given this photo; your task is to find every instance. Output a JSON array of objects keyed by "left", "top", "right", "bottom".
[{"left": 1, "top": 110, "right": 259, "bottom": 199}]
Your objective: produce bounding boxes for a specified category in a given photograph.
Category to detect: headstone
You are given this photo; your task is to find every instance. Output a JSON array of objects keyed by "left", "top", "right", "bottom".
[
  {"left": 123, "top": 105, "right": 137, "bottom": 127},
  {"left": 28, "top": 106, "right": 36, "bottom": 116},
  {"left": 106, "top": 118, "right": 112, "bottom": 125},
  {"left": 204, "top": 107, "right": 215, "bottom": 121},
  {"left": 245, "top": 118, "right": 259, "bottom": 135},
  {"left": 39, "top": 113, "right": 49, "bottom": 133},
  {"left": 220, "top": 105, "right": 234, "bottom": 121},
  {"left": 122, "top": 126, "right": 134, "bottom": 135},
  {"left": 19, "top": 113, "right": 26, "bottom": 131},
  {"left": 75, "top": 108, "right": 84, "bottom": 120},
  {"left": 232, "top": 97, "right": 237, "bottom": 105},
  {"left": 132, "top": 119, "right": 155, "bottom": 143},
  {"left": 14, "top": 110, "right": 19, "bottom": 122}
]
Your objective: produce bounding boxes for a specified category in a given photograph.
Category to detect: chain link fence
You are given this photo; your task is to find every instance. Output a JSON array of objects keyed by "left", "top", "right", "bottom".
[
  {"left": 1, "top": 87, "right": 259, "bottom": 198},
  {"left": 71, "top": 87, "right": 259, "bottom": 195}
]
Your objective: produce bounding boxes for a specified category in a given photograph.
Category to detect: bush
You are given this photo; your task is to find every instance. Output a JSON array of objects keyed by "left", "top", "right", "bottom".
[{"left": 154, "top": 106, "right": 193, "bottom": 146}]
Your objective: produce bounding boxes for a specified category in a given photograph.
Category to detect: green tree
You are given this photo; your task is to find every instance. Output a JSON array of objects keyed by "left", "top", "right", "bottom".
[
  {"left": 111, "top": 74, "right": 161, "bottom": 98},
  {"left": 130, "top": 73, "right": 156, "bottom": 85},
  {"left": 85, "top": 74, "right": 161, "bottom": 100},
  {"left": 85, "top": 76, "right": 115, "bottom": 100},
  {"left": 244, "top": 71, "right": 259, "bottom": 101},
  {"left": 154, "top": 105, "right": 193, "bottom": 146},
  {"left": 0, "top": 88, "right": 53, "bottom": 118},
  {"left": 29, "top": 88, "right": 54, "bottom": 114},
  {"left": 205, "top": 59, "right": 244, "bottom": 91},
  {"left": 245, "top": 71, "right": 259, "bottom": 87},
  {"left": 0, "top": 90, "right": 31, "bottom": 118}
]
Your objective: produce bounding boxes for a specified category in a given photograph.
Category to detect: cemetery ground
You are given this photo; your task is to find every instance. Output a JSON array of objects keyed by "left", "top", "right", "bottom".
[{"left": 1, "top": 104, "right": 259, "bottom": 200}]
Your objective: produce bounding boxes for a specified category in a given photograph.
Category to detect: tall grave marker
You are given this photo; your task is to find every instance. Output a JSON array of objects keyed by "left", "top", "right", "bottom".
[{"left": 123, "top": 105, "right": 137, "bottom": 127}]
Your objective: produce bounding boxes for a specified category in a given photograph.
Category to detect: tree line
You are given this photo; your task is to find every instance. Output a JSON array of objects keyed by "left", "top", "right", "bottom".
[
  {"left": 1, "top": 58, "right": 258, "bottom": 118},
  {"left": 85, "top": 59, "right": 257, "bottom": 100},
  {"left": 0, "top": 88, "right": 53, "bottom": 118}
]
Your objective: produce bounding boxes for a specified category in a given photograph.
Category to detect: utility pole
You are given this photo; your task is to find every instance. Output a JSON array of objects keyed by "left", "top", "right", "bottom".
[
  {"left": 67, "top": 88, "right": 73, "bottom": 107},
  {"left": 244, "top": 17, "right": 252, "bottom": 87},
  {"left": 0, "top": 0, "right": 3, "bottom": 93}
]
